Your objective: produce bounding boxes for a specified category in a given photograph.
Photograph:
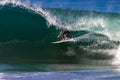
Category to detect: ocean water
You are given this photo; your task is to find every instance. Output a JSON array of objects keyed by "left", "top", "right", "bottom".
[
  {"left": 0, "top": 64, "right": 120, "bottom": 80},
  {"left": 0, "top": 0, "right": 120, "bottom": 80}
]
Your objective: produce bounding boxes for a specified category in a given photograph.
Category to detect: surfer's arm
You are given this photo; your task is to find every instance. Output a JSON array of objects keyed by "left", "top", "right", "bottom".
[
  {"left": 57, "top": 34, "right": 61, "bottom": 38},
  {"left": 57, "top": 31, "right": 62, "bottom": 38}
]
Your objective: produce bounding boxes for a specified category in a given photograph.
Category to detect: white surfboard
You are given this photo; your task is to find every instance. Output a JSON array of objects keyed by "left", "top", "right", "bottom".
[{"left": 52, "top": 38, "right": 75, "bottom": 44}]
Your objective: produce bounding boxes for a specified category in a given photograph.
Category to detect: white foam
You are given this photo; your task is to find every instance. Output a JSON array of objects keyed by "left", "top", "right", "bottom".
[
  {"left": 0, "top": 73, "right": 5, "bottom": 80},
  {"left": 112, "top": 45, "right": 120, "bottom": 65},
  {"left": 0, "top": 0, "right": 21, "bottom": 6},
  {"left": 75, "top": 17, "right": 107, "bottom": 30}
]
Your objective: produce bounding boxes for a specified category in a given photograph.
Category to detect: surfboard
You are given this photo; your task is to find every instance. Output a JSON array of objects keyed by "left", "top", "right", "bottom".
[{"left": 52, "top": 38, "right": 75, "bottom": 44}]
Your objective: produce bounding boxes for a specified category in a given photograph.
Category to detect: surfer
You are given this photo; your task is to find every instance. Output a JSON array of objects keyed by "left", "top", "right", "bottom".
[{"left": 57, "top": 29, "right": 72, "bottom": 40}]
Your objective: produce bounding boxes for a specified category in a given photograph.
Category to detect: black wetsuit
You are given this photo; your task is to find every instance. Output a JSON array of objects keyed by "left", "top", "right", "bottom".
[{"left": 62, "top": 31, "right": 72, "bottom": 39}]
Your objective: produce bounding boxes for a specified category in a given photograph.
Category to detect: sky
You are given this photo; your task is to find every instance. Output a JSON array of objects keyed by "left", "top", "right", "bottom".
[{"left": 30, "top": 0, "right": 120, "bottom": 13}]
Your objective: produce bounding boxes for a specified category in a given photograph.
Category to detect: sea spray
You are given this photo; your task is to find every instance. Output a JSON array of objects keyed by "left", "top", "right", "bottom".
[{"left": 112, "top": 45, "right": 120, "bottom": 65}]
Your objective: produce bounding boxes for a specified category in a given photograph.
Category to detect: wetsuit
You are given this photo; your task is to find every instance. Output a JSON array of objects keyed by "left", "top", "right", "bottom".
[{"left": 62, "top": 31, "right": 72, "bottom": 40}]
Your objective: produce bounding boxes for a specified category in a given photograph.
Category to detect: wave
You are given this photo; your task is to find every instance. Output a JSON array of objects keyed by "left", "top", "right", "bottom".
[{"left": 0, "top": 1, "right": 120, "bottom": 65}]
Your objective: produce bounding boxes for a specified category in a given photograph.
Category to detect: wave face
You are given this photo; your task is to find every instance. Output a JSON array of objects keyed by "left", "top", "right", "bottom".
[{"left": 0, "top": 3, "right": 120, "bottom": 65}]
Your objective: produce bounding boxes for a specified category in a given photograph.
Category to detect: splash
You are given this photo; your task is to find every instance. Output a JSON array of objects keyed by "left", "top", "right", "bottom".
[
  {"left": 74, "top": 16, "right": 107, "bottom": 32},
  {"left": 112, "top": 46, "right": 120, "bottom": 65}
]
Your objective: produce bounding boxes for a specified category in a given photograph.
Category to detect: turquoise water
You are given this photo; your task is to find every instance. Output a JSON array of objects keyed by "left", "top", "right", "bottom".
[
  {"left": 0, "top": 4, "right": 119, "bottom": 65},
  {"left": 0, "top": 1, "right": 120, "bottom": 80}
]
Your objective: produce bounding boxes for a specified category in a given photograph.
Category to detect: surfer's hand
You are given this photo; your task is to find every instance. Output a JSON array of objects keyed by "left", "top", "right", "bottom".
[{"left": 57, "top": 35, "right": 60, "bottom": 38}]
